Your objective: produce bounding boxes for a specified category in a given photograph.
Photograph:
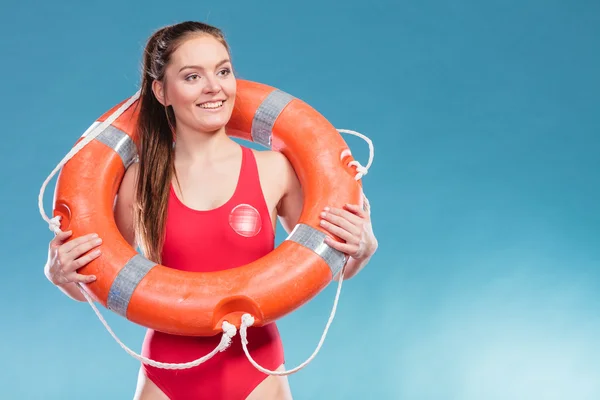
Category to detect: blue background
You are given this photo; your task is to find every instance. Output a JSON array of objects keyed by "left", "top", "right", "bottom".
[{"left": 2, "top": 0, "right": 599, "bottom": 399}]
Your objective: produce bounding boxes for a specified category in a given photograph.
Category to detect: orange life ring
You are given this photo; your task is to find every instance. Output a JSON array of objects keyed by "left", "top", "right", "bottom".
[{"left": 53, "top": 79, "right": 363, "bottom": 336}]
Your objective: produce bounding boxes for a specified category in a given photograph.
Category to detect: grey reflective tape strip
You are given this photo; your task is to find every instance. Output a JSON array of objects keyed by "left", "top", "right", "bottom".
[
  {"left": 95, "top": 125, "right": 138, "bottom": 168},
  {"left": 286, "top": 224, "right": 347, "bottom": 278},
  {"left": 107, "top": 255, "right": 156, "bottom": 317},
  {"left": 251, "top": 89, "right": 295, "bottom": 148}
]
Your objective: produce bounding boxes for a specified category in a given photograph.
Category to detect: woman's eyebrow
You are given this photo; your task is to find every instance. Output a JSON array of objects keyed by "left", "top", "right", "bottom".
[{"left": 178, "top": 59, "right": 231, "bottom": 73}]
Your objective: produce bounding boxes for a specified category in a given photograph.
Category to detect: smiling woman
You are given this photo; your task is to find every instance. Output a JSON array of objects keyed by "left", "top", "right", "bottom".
[
  {"left": 41, "top": 20, "right": 378, "bottom": 400},
  {"left": 151, "top": 37, "right": 236, "bottom": 144}
]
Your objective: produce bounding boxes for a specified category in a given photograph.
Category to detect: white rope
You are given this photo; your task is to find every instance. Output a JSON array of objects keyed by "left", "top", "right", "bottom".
[
  {"left": 76, "top": 283, "right": 237, "bottom": 369},
  {"left": 40, "top": 90, "right": 238, "bottom": 370},
  {"left": 337, "top": 129, "right": 374, "bottom": 180},
  {"left": 239, "top": 266, "right": 345, "bottom": 376},
  {"left": 39, "top": 90, "right": 141, "bottom": 234},
  {"left": 238, "top": 129, "right": 374, "bottom": 375},
  {"left": 39, "top": 93, "right": 374, "bottom": 373},
  {"left": 48, "top": 215, "right": 62, "bottom": 235}
]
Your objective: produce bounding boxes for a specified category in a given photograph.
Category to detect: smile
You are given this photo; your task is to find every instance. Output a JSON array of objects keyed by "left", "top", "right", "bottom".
[{"left": 197, "top": 100, "right": 225, "bottom": 109}]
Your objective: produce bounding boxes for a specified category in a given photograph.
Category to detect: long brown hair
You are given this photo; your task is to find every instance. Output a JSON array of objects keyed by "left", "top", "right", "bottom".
[{"left": 133, "top": 21, "right": 230, "bottom": 263}]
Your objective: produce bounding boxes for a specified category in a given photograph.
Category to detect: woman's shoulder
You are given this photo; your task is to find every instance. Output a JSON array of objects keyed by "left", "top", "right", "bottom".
[
  {"left": 250, "top": 148, "right": 296, "bottom": 181},
  {"left": 250, "top": 147, "right": 290, "bottom": 168},
  {"left": 249, "top": 147, "right": 299, "bottom": 200}
]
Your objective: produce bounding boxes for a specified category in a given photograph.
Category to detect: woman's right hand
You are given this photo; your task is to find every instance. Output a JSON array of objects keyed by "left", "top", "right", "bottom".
[{"left": 45, "top": 230, "right": 103, "bottom": 286}]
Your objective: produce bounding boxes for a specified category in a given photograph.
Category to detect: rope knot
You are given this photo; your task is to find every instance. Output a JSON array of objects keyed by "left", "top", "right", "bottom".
[
  {"left": 49, "top": 215, "right": 62, "bottom": 234},
  {"left": 241, "top": 314, "right": 255, "bottom": 328},
  {"left": 336, "top": 129, "right": 373, "bottom": 181},
  {"left": 240, "top": 314, "right": 255, "bottom": 346},
  {"left": 348, "top": 160, "right": 369, "bottom": 180},
  {"left": 221, "top": 321, "right": 237, "bottom": 338}
]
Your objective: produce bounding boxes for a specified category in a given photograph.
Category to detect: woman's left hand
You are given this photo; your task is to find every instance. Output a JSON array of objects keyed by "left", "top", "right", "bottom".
[{"left": 320, "top": 194, "right": 378, "bottom": 275}]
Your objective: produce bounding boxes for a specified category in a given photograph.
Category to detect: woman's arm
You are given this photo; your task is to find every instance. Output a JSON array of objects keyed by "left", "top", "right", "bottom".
[
  {"left": 113, "top": 162, "right": 139, "bottom": 248},
  {"left": 46, "top": 162, "right": 139, "bottom": 302},
  {"left": 275, "top": 154, "right": 378, "bottom": 280}
]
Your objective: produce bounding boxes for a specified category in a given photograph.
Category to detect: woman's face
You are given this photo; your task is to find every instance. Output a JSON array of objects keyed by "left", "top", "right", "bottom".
[{"left": 155, "top": 34, "right": 236, "bottom": 134}]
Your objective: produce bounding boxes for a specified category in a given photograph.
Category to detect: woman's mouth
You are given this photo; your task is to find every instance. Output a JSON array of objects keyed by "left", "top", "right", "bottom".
[{"left": 197, "top": 100, "right": 225, "bottom": 110}]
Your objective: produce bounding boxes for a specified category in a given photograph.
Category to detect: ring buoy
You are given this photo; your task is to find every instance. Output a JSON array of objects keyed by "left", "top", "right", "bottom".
[{"left": 52, "top": 80, "right": 363, "bottom": 336}]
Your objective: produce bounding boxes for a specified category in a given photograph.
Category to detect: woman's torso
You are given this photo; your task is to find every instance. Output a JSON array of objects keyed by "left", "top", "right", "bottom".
[{"left": 141, "top": 144, "right": 285, "bottom": 399}]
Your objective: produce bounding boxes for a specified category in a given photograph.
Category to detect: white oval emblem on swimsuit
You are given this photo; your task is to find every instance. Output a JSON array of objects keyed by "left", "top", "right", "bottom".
[{"left": 229, "top": 204, "right": 262, "bottom": 237}]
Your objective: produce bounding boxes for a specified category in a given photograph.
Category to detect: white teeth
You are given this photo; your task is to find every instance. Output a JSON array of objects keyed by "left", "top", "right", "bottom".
[{"left": 198, "top": 101, "right": 223, "bottom": 109}]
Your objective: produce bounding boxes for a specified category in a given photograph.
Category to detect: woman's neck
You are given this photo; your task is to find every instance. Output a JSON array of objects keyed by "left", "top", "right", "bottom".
[{"left": 173, "top": 126, "right": 237, "bottom": 165}]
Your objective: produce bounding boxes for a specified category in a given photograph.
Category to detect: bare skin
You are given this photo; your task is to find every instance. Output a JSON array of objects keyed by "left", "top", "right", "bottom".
[
  {"left": 133, "top": 364, "right": 292, "bottom": 400},
  {"left": 45, "top": 34, "right": 377, "bottom": 400},
  {"left": 123, "top": 143, "right": 298, "bottom": 398},
  {"left": 48, "top": 144, "right": 303, "bottom": 399}
]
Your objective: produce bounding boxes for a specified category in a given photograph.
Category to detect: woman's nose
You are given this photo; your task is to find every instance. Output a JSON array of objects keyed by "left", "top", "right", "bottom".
[{"left": 203, "top": 76, "right": 222, "bottom": 94}]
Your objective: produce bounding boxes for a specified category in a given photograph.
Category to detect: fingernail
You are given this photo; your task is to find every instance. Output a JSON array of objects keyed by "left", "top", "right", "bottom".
[
  {"left": 324, "top": 207, "right": 330, "bottom": 211},
  {"left": 92, "top": 233, "right": 98, "bottom": 238},
  {"left": 92, "top": 249, "right": 101, "bottom": 256},
  {"left": 320, "top": 212, "right": 327, "bottom": 218},
  {"left": 320, "top": 220, "right": 326, "bottom": 225},
  {"left": 90, "top": 275, "right": 96, "bottom": 281}
]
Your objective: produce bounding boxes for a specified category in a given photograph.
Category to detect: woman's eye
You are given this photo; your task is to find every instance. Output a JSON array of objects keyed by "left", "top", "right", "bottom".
[
  {"left": 218, "top": 68, "right": 231, "bottom": 76},
  {"left": 185, "top": 74, "right": 200, "bottom": 81}
]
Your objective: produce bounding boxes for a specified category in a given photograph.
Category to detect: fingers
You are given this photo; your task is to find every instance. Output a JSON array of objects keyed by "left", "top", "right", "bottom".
[
  {"left": 62, "top": 247, "right": 102, "bottom": 273},
  {"left": 49, "top": 232, "right": 102, "bottom": 285},
  {"left": 320, "top": 208, "right": 362, "bottom": 236},
  {"left": 344, "top": 203, "right": 368, "bottom": 219},
  {"left": 71, "top": 236, "right": 102, "bottom": 259},
  {"left": 61, "top": 233, "right": 100, "bottom": 253},
  {"left": 58, "top": 235, "right": 102, "bottom": 271},
  {"left": 54, "top": 251, "right": 99, "bottom": 284},
  {"left": 51, "top": 230, "right": 72, "bottom": 247},
  {"left": 72, "top": 272, "right": 97, "bottom": 284},
  {"left": 324, "top": 236, "right": 360, "bottom": 257},
  {"left": 59, "top": 271, "right": 97, "bottom": 285},
  {"left": 320, "top": 218, "right": 358, "bottom": 244},
  {"left": 319, "top": 201, "right": 373, "bottom": 260}
]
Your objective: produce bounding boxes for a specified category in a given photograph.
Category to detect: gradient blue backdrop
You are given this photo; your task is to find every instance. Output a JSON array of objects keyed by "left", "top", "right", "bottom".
[{"left": 2, "top": 1, "right": 599, "bottom": 399}]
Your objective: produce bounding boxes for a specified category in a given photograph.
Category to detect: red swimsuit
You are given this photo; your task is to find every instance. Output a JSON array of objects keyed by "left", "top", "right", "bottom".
[{"left": 141, "top": 145, "right": 285, "bottom": 400}]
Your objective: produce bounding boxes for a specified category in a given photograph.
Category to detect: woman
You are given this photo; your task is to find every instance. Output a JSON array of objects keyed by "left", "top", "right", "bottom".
[{"left": 44, "top": 21, "right": 378, "bottom": 400}]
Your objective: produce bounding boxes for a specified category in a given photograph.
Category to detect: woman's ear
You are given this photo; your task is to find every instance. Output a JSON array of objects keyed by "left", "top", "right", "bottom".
[{"left": 151, "top": 80, "right": 168, "bottom": 106}]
